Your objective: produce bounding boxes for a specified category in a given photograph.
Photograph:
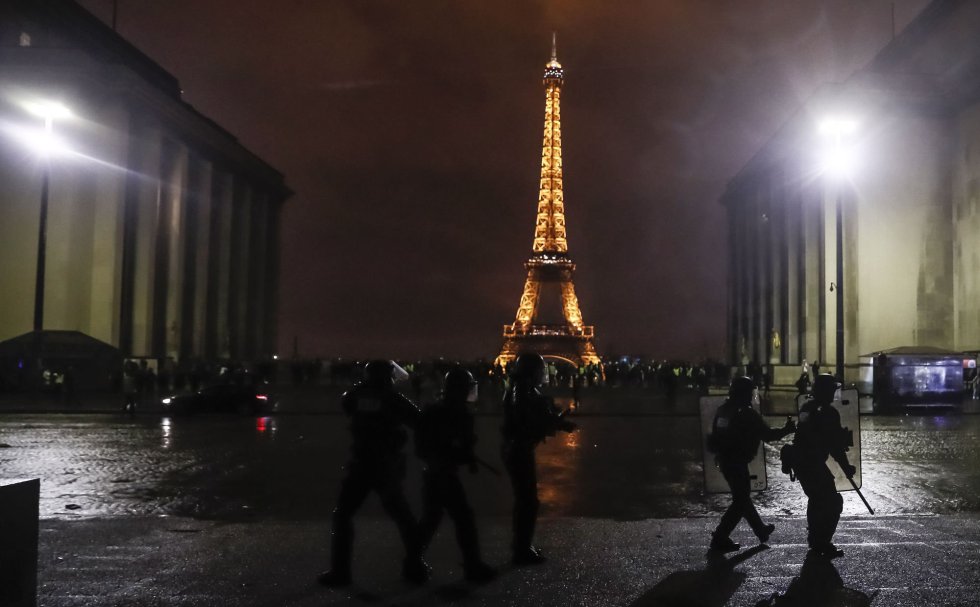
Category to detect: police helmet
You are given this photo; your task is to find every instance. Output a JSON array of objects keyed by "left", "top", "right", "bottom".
[
  {"left": 444, "top": 367, "right": 477, "bottom": 401},
  {"left": 812, "top": 373, "right": 840, "bottom": 402},
  {"left": 364, "top": 359, "right": 395, "bottom": 385},
  {"left": 512, "top": 353, "right": 546, "bottom": 385},
  {"left": 728, "top": 376, "right": 755, "bottom": 403}
]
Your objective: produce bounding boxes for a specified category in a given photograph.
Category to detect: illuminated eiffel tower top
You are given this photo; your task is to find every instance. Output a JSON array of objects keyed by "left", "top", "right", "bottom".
[{"left": 532, "top": 32, "right": 568, "bottom": 254}]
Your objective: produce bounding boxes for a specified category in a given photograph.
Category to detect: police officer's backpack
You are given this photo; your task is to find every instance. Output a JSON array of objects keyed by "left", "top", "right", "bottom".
[{"left": 707, "top": 403, "right": 737, "bottom": 455}]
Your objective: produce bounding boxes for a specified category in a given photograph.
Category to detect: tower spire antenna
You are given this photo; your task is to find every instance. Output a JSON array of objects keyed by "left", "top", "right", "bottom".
[{"left": 551, "top": 31, "right": 557, "bottom": 61}]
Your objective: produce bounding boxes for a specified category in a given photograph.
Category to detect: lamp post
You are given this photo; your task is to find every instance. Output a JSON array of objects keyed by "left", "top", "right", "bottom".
[
  {"left": 23, "top": 101, "right": 72, "bottom": 332},
  {"left": 819, "top": 117, "right": 857, "bottom": 382},
  {"left": 35, "top": 157, "right": 50, "bottom": 332}
]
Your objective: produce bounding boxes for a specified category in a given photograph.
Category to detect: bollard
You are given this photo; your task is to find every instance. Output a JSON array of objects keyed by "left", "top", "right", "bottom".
[{"left": 0, "top": 479, "right": 40, "bottom": 607}]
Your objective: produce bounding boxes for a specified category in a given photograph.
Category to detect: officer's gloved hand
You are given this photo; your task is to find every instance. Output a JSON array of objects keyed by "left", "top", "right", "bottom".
[
  {"left": 783, "top": 417, "right": 797, "bottom": 433},
  {"left": 842, "top": 463, "right": 857, "bottom": 479}
]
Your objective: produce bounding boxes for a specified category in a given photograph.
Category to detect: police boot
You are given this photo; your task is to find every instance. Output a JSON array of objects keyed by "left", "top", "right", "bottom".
[
  {"left": 320, "top": 526, "right": 354, "bottom": 586},
  {"left": 709, "top": 533, "right": 740, "bottom": 553},
  {"left": 402, "top": 556, "right": 431, "bottom": 585},
  {"left": 463, "top": 560, "right": 498, "bottom": 583},
  {"left": 810, "top": 543, "right": 844, "bottom": 558},
  {"left": 757, "top": 523, "right": 776, "bottom": 545},
  {"left": 317, "top": 569, "right": 352, "bottom": 588},
  {"left": 512, "top": 546, "right": 547, "bottom": 566}
]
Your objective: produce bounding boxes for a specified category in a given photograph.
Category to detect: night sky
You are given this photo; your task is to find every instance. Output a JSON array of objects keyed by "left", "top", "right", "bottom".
[{"left": 77, "top": 0, "right": 929, "bottom": 361}]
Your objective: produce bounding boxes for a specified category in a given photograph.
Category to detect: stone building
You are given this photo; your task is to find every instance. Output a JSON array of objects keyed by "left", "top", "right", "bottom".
[
  {"left": 722, "top": 0, "right": 980, "bottom": 382},
  {"left": 0, "top": 0, "right": 290, "bottom": 369}
]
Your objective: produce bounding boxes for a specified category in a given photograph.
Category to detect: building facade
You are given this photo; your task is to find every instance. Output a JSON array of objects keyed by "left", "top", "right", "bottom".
[
  {"left": 722, "top": 0, "right": 980, "bottom": 380},
  {"left": 0, "top": 0, "right": 289, "bottom": 363}
]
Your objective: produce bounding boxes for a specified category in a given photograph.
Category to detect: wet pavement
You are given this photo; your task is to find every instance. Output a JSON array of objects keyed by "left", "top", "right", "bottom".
[
  {"left": 4, "top": 396, "right": 980, "bottom": 605},
  {"left": 34, "top": 512, "right": 980, "bottom": 606},
  {"left": 1, "top": 411, "right": 980, "bottom": 521}
]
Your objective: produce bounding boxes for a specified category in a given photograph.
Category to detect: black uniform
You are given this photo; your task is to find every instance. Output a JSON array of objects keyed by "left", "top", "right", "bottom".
[
  {"left": 326, "top": 380, "right": 423, "bottom": 580},
  {"left": 501, "top": 383, "right": 575, "bottom": 560},
  {"left": 793, "top": 398, "right": 854, "bottom": 552},
  {"left": 710, "top": 399, "right": 792, "bottom": 544},
  {"left": 416, "top": 399, "right": 491, "bottom": 577}
]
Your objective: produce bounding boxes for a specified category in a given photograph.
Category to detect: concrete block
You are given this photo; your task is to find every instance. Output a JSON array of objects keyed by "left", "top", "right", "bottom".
[{"left": 0, "top": 479, "right": 39, "bottom": 607}]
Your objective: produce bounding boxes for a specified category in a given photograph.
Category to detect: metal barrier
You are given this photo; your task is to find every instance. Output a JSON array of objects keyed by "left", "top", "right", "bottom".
[{"left": 0, "top": 479, "right": 39, "bottom": 607}]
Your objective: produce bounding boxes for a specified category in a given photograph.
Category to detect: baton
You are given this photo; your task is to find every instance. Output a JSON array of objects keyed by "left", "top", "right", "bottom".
[
  {"left": 473, "top": 456, "right": 502, "bottom": 477},
  {"left": 848, "top": 477, "right": 875, "bottom": 515}
]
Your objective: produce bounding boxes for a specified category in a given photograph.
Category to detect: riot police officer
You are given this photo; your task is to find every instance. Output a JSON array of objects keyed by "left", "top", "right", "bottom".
[
  {"left": 708, "top": 376, "right": 795, "bottom": 552},
  {"left": 416, "top": 367, "right": 497, "bottom": 582},
  {"left": 793, "top": 373, "right": 856, "bottom": 558},
  {"left": 502, "top": 353, "right": 577, "bottom": 565},
  {"left": 318, "top": 360, "right": 429, "bottom": 587}
]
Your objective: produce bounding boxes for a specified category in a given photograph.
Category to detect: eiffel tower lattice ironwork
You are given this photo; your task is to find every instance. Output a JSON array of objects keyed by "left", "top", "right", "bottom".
[{"left": 495, "top": 36, "right": 601, "bottom": 369}]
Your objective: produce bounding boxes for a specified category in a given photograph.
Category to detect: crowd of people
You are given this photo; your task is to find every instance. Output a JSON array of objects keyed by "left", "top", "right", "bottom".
[
  {"left": 317, "top": 354, "right": 579, "bottom": 587},
  {"left": 706, "top": 373, "right": 857, "bottom": 559},
  {"left": 284, "top": 356, "right": 733, "bottom": 395},
  {"left": 317, "top": 353, "right": 860, "bottom": 588}
]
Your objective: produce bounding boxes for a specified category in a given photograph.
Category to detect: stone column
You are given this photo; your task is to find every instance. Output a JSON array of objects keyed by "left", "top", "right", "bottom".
[
  {"left": 264, "top": 200, "right": 283, "bottom": 359},
  {"left": 126, "top": 125, "right": 163, "bottom": 358},
  {"left": 181, "top": 153, "right": 212, "bottom": 360},
  {"left": 227, "top": 179, "right": 252, "bottom": 361},
  {"left": 87, "top": 99, "right": 128, "bottom": 347},
  {"left": 247, "top": 192, "right": 269, "bottom": 358},
  {"left": 159, "top": 139, "right": 188, "bottom": 360},
  {"left": 206, "top": 169, "right": 233, "bottom": 360}
]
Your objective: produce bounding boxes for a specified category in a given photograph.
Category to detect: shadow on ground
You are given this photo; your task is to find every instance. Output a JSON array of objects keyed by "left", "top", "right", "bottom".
[{"left": 627, "top": 544, "right": 767, "bottom": 607}]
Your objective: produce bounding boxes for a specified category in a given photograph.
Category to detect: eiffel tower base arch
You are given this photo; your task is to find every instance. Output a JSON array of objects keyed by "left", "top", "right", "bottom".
[{"left": 495, "top": 328, "right": 601, "bottom": 370}]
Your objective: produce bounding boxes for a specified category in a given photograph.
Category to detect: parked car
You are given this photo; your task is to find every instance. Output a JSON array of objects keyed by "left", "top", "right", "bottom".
[{"left": 161, "top": 384, "right": 276, "bottom": 415}]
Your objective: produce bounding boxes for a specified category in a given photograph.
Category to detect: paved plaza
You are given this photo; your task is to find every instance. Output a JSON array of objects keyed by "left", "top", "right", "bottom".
[
  {"left": 36, "top": 513, "right": 980, "bottom": 606},
  {"left": 1, "top": 393, "right": 978, "bottom": 605}
]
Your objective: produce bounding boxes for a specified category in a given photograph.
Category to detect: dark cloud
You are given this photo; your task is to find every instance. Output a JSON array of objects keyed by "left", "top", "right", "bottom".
[{"left": 78, "top": 0, "right": 930, "bottom": 359}]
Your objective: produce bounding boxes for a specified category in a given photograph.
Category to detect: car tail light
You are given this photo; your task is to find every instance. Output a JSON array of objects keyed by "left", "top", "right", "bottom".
[{"left": 256, "top": 394, "right": 268, "bottom": 401}]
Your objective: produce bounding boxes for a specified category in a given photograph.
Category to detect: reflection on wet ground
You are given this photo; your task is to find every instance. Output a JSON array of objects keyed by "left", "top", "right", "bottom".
[{"left": 1, "top": 413, "right": 979, "bottom": 520}]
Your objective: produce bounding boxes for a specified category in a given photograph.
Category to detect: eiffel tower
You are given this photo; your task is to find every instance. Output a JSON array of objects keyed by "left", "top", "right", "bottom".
[{"left": 495, "top": 36, "right": 601, "bottom": 369}]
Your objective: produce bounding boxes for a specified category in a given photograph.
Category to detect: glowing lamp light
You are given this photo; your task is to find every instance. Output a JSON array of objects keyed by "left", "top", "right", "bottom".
[
  {"left": 23, "top": 100, "right": 73, "bottom": 122},
  {"left": 29, "top": 127, "right": 70, "bottom": 157},
  {"left": 819, "top": 144, "right": 860, "bottom": 178},
  {"left": 7, "top": 99, "right": 73, "bottom": 157},
  {"left": 818, "top": 116, "right": 859, "bottom": 178},
  {"left": 818, "top": 117, "right": 858, "bottom": 137}
]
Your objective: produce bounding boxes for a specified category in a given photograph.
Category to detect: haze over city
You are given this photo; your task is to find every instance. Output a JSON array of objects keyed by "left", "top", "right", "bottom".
[{"left": 75, "top": 0, "right": 929, "bottom": 360}]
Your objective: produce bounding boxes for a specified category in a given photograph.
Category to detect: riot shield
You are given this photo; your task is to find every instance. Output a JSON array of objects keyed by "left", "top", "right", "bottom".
[
  {"left": 699, "top": 395, "right": 768, "bottom": 494},
  {"left": 797, "top": 388, "right": 861, "bottom": 491}
]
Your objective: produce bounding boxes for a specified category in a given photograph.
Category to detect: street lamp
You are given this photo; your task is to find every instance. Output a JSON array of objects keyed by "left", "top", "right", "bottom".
[
  {"left": 22, "top": 100, "right": 72, "bottom": 332},
  {"left": 819, "top": 116, "right": 858, "bottom": 382}
]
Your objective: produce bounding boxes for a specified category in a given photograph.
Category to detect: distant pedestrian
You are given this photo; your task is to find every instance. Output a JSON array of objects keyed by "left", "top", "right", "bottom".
[
  {"left": 795, "top": 372, "right": 810, "bottom": 397},
  {"left": 707, "top": 376, "right": 795, "bottom": 552},
  {"left": 501, "top": 353, "right": 577, "bottom": 565},
  {"left": 123, "top": 362, "right": 138, "bottom": 415},
  {"left": 791, "top": 374, "right": 857, "bottom": 558},
  {"left": 318, "top": 360, "right": 429, "bottom": 587},
  {"left": 416, "top": 367, "right": 496, "bottom": 583},
  {"left": 63, "top": 365, "right": 77, "bottom": 405}
]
